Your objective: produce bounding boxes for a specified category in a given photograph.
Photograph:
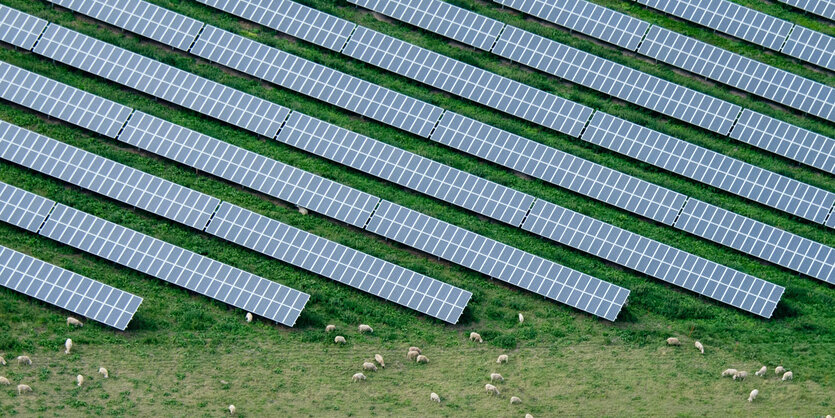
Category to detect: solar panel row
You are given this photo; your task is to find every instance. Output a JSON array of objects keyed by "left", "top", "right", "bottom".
[
  {"left": 778, "top": 0, "right": 835, "bottom": 21},
  {"left": 0, "top": 180, "right": 56, "bottom": 233},
  {"left": 781, "top": 26, "right": 835, "bottom": 72},
  {"left": 0, "top": 243, "right": 142, "bottom": 330},
  {"left": 0, "top": 4, "right": 48, "bottom": 50},
  {"left": 522, "top": 199, "right": 784, "bottom": 317}
]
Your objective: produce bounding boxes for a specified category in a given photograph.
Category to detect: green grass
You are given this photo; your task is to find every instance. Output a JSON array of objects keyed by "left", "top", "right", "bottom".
[{"left": 0, "top": 0, "right": 833, "bottom": 415}]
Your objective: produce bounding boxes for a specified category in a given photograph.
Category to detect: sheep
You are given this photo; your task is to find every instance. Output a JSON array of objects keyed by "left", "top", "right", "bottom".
[
  {"left": 755, "top": 366, "right": 767, "bottom": 377},
  {"left": 497, "top": 354, "right": 508, "bottom": 364},
  {"left": 76, "top": 375, "right": 84, "bottom": 387},
  {"left": 782, "top": 371, "right": 793, "bottom": 381},
  {"left": 325, "top": 324, "right": 336, "bottom": 333},
  {"left": 358, "top": 324, "right": 373, "bottom": 333},
  {"left": 666, "top": 337, "right": 681, "bottom": 346},
  {"left": 733, "top": 371, "right": 748, "bottom": 381},
  {"left": 748, "top": 389, "right": 758, "bottom": 402},
  {"left": 99, "top": 367, "right": 109, "bottom": 378},
  {"left": 775, "top": 366, "right": 785, "bottom": 375},
  {"left": 334, "top": 336, "right": 346, "bottom": 344},
  {"left": 485, "top": 384, "right": 500, "bottom": 396},
  {"left": 518, "top": 313, "right": 524, "bottom": 323},
  {"left": 694, "top": 341, "right": 704, "bottom": 354},
  {"left": 407, "top": 350, "right": 420, "bottom": 361},
  {"left": 408, "top": 347, "right": 421, "bottom": 354},
  {"left": 721, "top": 368, "right": 738, "bottom": 377},
  {"left": 67, "top": 317, "right": 83, "bottom": 327},
  {"left": 17, "top": 384, "right": 32, "bottom": 395},
  {"left": 17, "top": 356, "right": 31, "bottom": 366},
  {"left": 416, "top": 355, "right": 429, "bottom": 364},
  {"left": 352, "top": 373, "right": 366, "bottom": 382},
  {"left": 0, "top": 376, "right": 9, "bottom": 385},
  {"left": 490, "top": 373, "right": 504, "bottom": 383},
  {"left": 469, "top": 332, "right": 483, "bottom": 343},
  {"left": 245, "top": 312, "right": 253, "bottom": 323},
  {"left": 229, "top": 404, "right": 236, "bottom": 415},
  {"left": 65, "top": 339, "right": 73, "bottom": 355},
  {"left": 363, "top": 362, "right": 378, "bottom": 372},
  {"left": 374, "top": 354, "right": 385, "bottom": 368},
  {"left": 526, "top": 415, "right": 534, "bottom": 418},
  {"left": 510, "top": 396, "right": 522, "bottom": 405},
  {"left": 298, "top": 207, "right": 308, "bottom": 215},
  {"left": 430, "top": 392, "right": 440, "bottom": 403},
  {"left": 0, "top": 356, "right": 5, "bottom": 366}
]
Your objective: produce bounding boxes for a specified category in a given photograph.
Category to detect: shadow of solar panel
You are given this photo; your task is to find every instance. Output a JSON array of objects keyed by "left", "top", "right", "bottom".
[
  {"left": 190, "top": 25, "right": 443, "bottom": 138},
  {"left": 638, "top": 0, "right": 793, "bottom": 50},
  {"left": 730, "top": 110, "right": 835, "bottom": 175},
  {"left": 676, "top": 199, "right": 835, "bottom": 285},
  {"left": 196, "top": 0, "right": 356, "bottom": 51},
  {"left": 48, "top": 0, "right": 203, "bottom": 51},
  {"left": 0, "top": 4, "right": 48, "bottom": 49},
  {"left": 781, "top": 26, "right": 835, "bottom": 72},
  {"left": 0, "top": 120, "right": 220, "bottom": 229},
  {"left": 39, "top": 204, "right": 309, "bottom": 326},
  {"left": 206, "top": 202, "right": 471, "bottom": 324},
  {"left": 348, "top": 0, "right": 505, "bottom": 51},
  {"left": 342, "top": 26, "right": 593, "bottom": 137},
  {"left": 366, "top": 200, "right": 629, "bottom": 321},
  {"left": 119, "top": 112, "right": 379, "bottom": 228},
  {"left": 494, "top": 0, "right": 650, "bottom": 50},
  {"left": 431, "top": 112, "right": 687, "bottom": 225},
  {"left": 493, "top": 25, "right": 740, "bottom": 135},
  {"left": 778, "top": 0, "right": 835, "bottom": 21},
  {"left": 0, "top": 245, "right": 142, "bottom": 330},
  {"left": 639, "top": 26, "right": 834, "bottom": 122},
  {"left": 32, "top": 24, "right": 289, "bottom": 137},
  {"left": 0, "top": 181, "right": 55, "bottom": 232},
  {"left": 523, "top": 199, "right": 784, "bottom": 318},
  {"left": 278, "top": 112, "right": 534, "bottom": 226},
  {"left": 0, "top": 62, "right": 132, "bottom": 138},
  {"left": 583, "top": 112, "right": 835, "bottom": 225}
]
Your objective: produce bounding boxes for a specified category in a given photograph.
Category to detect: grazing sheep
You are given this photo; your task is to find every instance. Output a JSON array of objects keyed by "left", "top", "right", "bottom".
[
  {"left": 298, "top": 207, "right": 308, "bottom": 215},
  {"left": 0, "top": 356, "right": 5, "bottom": 365},
  {"left": 518, "top": 313, "right": 524, "bottom": 323},
  {"left": 497, "top": 354, "right": 509, "bottom": 364},
  {"left": 666, "top": 337, "right": 681, "bottom": 346},
  {"left": 510, "top": 396, "right": 522, "bottom": 404},
  {"left": 416, "top": 355, "right": 429, "bottom": 364},
  {"left": 76, "top": 375, "right": 83, "bottom": 387},
  {"left": 469, "top": 332, "right": 483, "bottom": 343},
  {"left": 363, "top": 362, "right": 378, "bottom": 372},
  {"left": 694, "top": 341, "right": 704, "bottom": 354},
  {"left": 67, "top": 317, "right": 83, "bottom": 327},
  {"left": 352, "top": 373, "right": 366, "bottom": 382},
  {"left": 408, "top": 347, "right": 421, "bottom": 354},
  {"left": 334, "top": 336, "right": 346, "bottom": 344},
  {"left": 358, "top": 324, "right": 373, "bottom": 333},
  {"left": 99, "top": 367, "right": 109, "bottom": 378},
  {"left": 721, "top": 369, "right": 737, "bottom": 377},
  {"left": 374, "top": 354, "right": 385, "bottom": 368},
  {"left": 0, "top": 376, "right": 9, "bottom": 385},
  {"left": 229, "top": 404, "right": 236, "bottom": 415},
  {"left": 526, "top": 415, "right": 534, "bottom": 418},
  {"left": 733, "top": 371, "right": 748, "bottom": 381},
  {"left": 65, "top": 339, "right": 73, "bottom": 354},
  {"left": 782, "top": 371, "right": 793, "bottom": 381},
  {"left": 430, "top": 392, "right": 440, "bottom": 403},
  {"left": 245, "top": 313, "right": 253, "bottom": 323},
  {"left": 17, "top": 356, "right": 31, "bottom": 366},
  {"left": 755, "top": 366, "right": 767, "bottom": 377},
  {"left": 325, "top": 324, "right": 336, "bottom": 333},
  {"left": 775, "top": 366, "right": 785, "bottom": 375},
  {"left": 490, "top": 373, "right": 504, "bottom": 383},
  {"left": 407, "top": 350, "right": 420, "bottom": 361},
  {"left": 17, "top": 384, "right": 32, "bottom": 395},
  {"left": 485, "top": 384, "right": 500, "bottom": 396},
  {"left": 748, "top": 389, "right": 758, "bottom": 402}
]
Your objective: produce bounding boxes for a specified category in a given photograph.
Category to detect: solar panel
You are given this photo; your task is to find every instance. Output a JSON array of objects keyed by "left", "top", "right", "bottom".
[
  {"left": 277, "top": 112, "right": 534, "bottom": 226},
  {"left": 119, "top": 112, "right": 380, "bottom": 229},
  {"left": 827, "top": 211, "right": 835, "bottom": 229},
  {"left": 190, "top": 25, "right": 443, "bottom": 138},
  {"left": 637, "top": 0, "right": 793, "bottom": 51},
  {"left": 39, "top": 203, "right": 310, "bottom": 326},
  {"left": 494, "top": 0, "right": 650, "bottom": 51},
  {"left": 0, "top": 62, "right": 132, "bottom": 138},
  {"left": 730, "top": 109, "right": 835, "bottom": 175},
  {"left": 342, "top": 26, "right": 594, "bottom": 138},
  {"left": 0, "top": 181, "right": 55, "bottom": 232},
  {"left": 206, "top": 202, "right": 472, "bottom": 324},
  {"left": 778, "top": 0, "right": 835, "bottom": 21},
  {"left": 583, "top": 112, "right": 835, "bottom": 225},
  {"left": 32, "top": 24, "right": 289, "bottom": 137},
  {"left": 47, "top": 0, "right": 204, "bottom": 51},
  {"left": 675, "top": 199, "right": 835, "bottom": 285},
  {"left": 523, "top": 199, "right": 783, "bottom": 318},
  {"left": 365, "top": 200, "right": 630, "bottom": 321},
  {"left": 348, "top": 0, "right": 505, "bottom": 51},
  {"left": 781, "top": 25, "right": 835, "bottom": 72},
  {"left": 492, "top": 25, "right": 741, "bottom": 135},
  {"left": 0, "top": 4, "right": 48, "bottom": 49},
  {"left": 195, "top": 0, "right": 356, "bottom": 52},
  {"left": 431, "top": 112, "right": 687, "bottom": 225},
  {"left": 639, "top": 26, "right": 834, "bottom": 122},
  {"left": 0, "top": 120, "right": 220, "bottom": 230},
  {"left": 0, "top": 244, "right": 142, "bottom": 330}
]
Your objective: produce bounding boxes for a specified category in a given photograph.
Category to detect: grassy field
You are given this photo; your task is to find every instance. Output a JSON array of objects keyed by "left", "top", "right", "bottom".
[{"left": 0, "top": 0, "right": 833, "bottom": 415}]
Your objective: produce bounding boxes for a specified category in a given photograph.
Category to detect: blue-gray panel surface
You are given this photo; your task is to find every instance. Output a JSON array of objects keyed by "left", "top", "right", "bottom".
[
  {"left": 0, "top": 4, "right": 48, "bottom": 49},
  {"left": 778, "top": 0, "right": 835, "bottom": 21},
  {"left": 0, "top": 180, "right": 55, "bottom": 232},
  {"left": 781, "top": 25, "right": 835, "bottom": 72}
]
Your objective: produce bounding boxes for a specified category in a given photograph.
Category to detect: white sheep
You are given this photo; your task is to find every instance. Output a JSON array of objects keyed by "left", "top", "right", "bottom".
[
  {"left": 497, "top": 354, "right": 508, "bottom": 364},
  {"left": 245, "top": 313, "right": 253, "bottom": 323},
  {"left": 666, "top": 337, "right": 681, "bottom": 346},
  {"left": 748, "top": 389, "right": 758, "bottom": 402},
  {"left": 518, "top": 313, "right": 524, "bottom": 323},
  {"left": 485, "top": 384, "right": 500, "bottom": 396},
  {"left": 334, "top": 336, "right": 346, "bottom": 344},
  {"left": 733, "top": 371, "right": 748, "bottom": 381},
  {"left": 229, "top": 404, "right": 236, "bottom": 415},
  {"left": 470, "top": 332, "right": 483, "bottom": 343},
  {"left": 17, "top": 356, "right": 31, "bottom": 366},
  {"left": 298, "top": 207, "right": 308, "bottom": 215},
  {"left": 0, "top": 376, "right": 9, "bottom": 385},
  {"left": 407, "top": 350, "right": 420, "bottom": 361},
  {"left": 430, "top": 392, "right": 440, "bottom": 403},
  {"left": 775, "top": 366, "right": 785, "bottom": 375},
  {"left": 358, "top": 324, "right": 373, "bottom": 333},
  {"left": 0, "top": 356, "right": 6, "bottom": 365},
  {"left": 363, "top": 362, "right": 378, "bottom": 372},
  {"left": 65, "top": 339, "right": 73, "bottom": 355},
  {"left": 755, "top": 366, "right": 767, "bottom": 377},
  {"left": 416, "top": 355, "right": 429, "bottom": 364},
  {"left": 694, "top": 341, "right": 704, "bottom": 354},
  {"left": 17, "top": 384, "right": 32, "bottom": 395},
  {"left": 490, "top": 373, "right": 504, "bottom": 383},
  {"left": 67, "top": 317, "right": 83, "bottom": 327},
  {"left": 721, "top": 368, "right": 737, "bottom": 377},
  {"left": 510, "top": 396, "right": 522, "bottom": 405},
  {"left": 408, "top": 346, "right": 421, "bottom": 354},
  {"left": 526, "top": 414, "right": 534, "bottom": 418},
  {"left": 782, "top": 371, "right": 793, "bottom": 381},
  {"left": 325, "top": 324, "right": 336, "bottom": 333},
  {"left": 352, "top": 372, "right": 366, "bottom": 382},
  {"left": 76, "top": 375, "right": 84, "bottom": 387},
  {"left": 99, "top": 367, "right": 109, "bottom": 378},
  {"left": 374, "top": 354, "right": 385, "bottom": 368}
]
